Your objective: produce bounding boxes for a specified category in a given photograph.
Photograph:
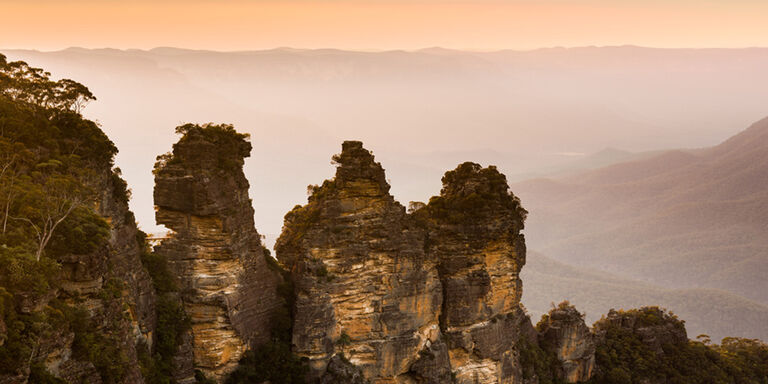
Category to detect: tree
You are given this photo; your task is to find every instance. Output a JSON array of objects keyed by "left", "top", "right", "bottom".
[
  {"left": 10, "top": 159, "right": 94, "bottom": 261},
  {"left": 0, "top": 54, "right": 95, "bottom": 113},
  {"left": 336, "top": 331, "right": 352, "bottom": 356},
  {"left": 0, "top": 138, "right": 33, "bottom": 234}
]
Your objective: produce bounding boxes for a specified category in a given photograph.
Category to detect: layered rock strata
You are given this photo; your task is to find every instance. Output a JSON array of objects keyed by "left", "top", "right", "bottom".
[
  {"left": 537, "top": 303, "right": 595, "bottom": 383},
  {"left": 276, "top": 141, "right": 446, "bottom": 382},
  {"left": 277, "top": 142, "right": 539, "bottom": 384},
  {"left": 425, "top": 162, "right": 530, "bottom": 384},
  {"left": 153, "top": 124, "right": 282, "bottom": 382}
]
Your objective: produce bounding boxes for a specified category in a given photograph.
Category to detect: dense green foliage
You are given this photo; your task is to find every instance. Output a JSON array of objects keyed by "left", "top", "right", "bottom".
[
  {"left": 225, "top": 339, "right": 309, "bottom": 384},
  {"left": 154, "top": 123, "right": 251, "bottom": 174},
  {"left": 426, "top": 162, "right": 527, "bottom": 227},
  {"left": 518, "top": 335, "right": 564, "bottom": 384},
  {"left": 588, "top": 307, "right": 768, "bottom": 384},
  {"left": 0, "top": 53, "right": 134, "bottom": 382},
  {"left": 69, "top": 304, "right": 131, "bottom": 383}
]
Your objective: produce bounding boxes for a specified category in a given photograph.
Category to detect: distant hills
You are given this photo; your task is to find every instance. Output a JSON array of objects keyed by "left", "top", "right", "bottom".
[{"left": 516, "top": 117, "right": 768, "bottom": 340}]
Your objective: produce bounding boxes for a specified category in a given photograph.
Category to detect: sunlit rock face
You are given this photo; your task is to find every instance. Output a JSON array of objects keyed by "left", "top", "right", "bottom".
[
  {"left": 538, "top": 304, "right": 595, "bottom": 383},
  {"left": 425, "top": 162, "right": 529, "bottom": 384},
  {"left": 276, "top": 141, "right": 448, "bottom": 383},
  {"left": 153, "top": 125, "right": 282, "bottom": 382},
  {"left": 277, "top": 143, "right": 540, "bottom": 384}
]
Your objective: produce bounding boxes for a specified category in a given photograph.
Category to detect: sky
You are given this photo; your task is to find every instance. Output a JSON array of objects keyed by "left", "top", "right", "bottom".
[{"left": 2, "top": 0, "right": 768, "bottom": 51}]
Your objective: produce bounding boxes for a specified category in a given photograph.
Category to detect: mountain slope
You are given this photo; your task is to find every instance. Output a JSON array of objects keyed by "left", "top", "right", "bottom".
[
  {"left": 521, "top": 251, "right": 768, "bottom": 341},
  {"left": 514, "top": 117, "right": 768, "bottom": 308}
]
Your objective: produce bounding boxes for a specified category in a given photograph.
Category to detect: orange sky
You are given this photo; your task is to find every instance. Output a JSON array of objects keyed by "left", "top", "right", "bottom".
[{"left": 2, "top": 0, "right": 768, "bottom": 50}]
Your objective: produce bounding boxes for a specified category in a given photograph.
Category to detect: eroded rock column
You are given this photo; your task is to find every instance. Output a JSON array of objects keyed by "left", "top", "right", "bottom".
[
  {"left": 153, "top": 124, "right": 282, "bottom": 382},
  {"left": 276, "top": 141, "right": 448, "bottom": 383},
  {"left": 537, "top": 303, "right": 596, "bottom": 383},
  {"left": 425, "top": 162, "right": 529, "bottom": 384}
]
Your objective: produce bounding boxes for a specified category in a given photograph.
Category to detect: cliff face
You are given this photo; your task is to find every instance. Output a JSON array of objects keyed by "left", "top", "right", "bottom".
[
  {"left": 153, "top": 124, "right": 282, "bottom": 382},
  {"left": 277, "top": 142, "right": 540, "bottom": 384},
  {"left": 9, "top": 171, "right": 158, "bottom": 384},
  {"left": 425, "top": 162, "right": 529, "bottom": 384},
  {"left": 537, "top": 304, "right": 595, "bottom": 383},
  {"left": 276, "top": 141, "right": 447, "bottom": 382}
]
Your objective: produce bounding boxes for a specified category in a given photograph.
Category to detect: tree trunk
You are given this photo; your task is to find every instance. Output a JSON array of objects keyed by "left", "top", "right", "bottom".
[{"left": 2, "top": 197, "right": 9, "bottom": 234}]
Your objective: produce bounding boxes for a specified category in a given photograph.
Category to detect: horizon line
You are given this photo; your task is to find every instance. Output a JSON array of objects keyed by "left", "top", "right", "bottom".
[{"left": 4, "top": 44, "right": 768, "bottom": 55}]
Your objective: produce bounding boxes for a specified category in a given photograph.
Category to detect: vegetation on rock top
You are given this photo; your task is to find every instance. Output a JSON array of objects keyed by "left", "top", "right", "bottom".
[
  {"left": 426, "top": 162, "right": 527, "bottom": 229},
  {"left": 154, "top": 123, "right": 251, "bottom": 175},
  {"left": 587, "top": 307, "right": 768, "bottom": 384}
]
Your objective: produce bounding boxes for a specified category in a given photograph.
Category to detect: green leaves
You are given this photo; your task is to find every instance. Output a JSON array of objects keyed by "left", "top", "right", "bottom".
[
  {"left": 0, "top": 55, "right": 95, "bottom": 114},
  {"left": 588, "top": 308, "right": 768, "bottom": 384},
  {"left": 159, "top": 122, "right": 252, "bottom": 173}
]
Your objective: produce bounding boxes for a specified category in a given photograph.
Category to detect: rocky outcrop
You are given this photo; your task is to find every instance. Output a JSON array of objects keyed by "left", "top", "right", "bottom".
[
  {"left": 153, "top": 124, "right": 283, "bottom": 382},
  {"left": 276, "top": 141, "right": 446, "bottom": 382},
  {"left": 277, "top": 143, "right": 542, "bottom": 384},
  {"left": 537, "top": 303, "right": 595, "bottom": 383},
  {"left": 424, "top": 162, "right": 529, "bottom": 384},
  {"left": 593, "top": 307, "right": 687, "bottom": 356}
]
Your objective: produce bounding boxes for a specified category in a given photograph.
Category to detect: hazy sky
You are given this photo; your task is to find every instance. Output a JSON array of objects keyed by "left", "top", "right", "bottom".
[{"left": 2, "top": 0, "right": 768, "bottom": 50}]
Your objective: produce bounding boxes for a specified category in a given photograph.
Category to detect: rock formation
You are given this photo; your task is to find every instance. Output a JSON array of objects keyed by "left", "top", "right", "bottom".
[
  {"left": 425, "top": 162, "right": 529, "bottom": 384},
  {"left": 537, "top": 303, "right": 595, "bottom": 383},
  {"left": 153, "top": 124, "right": 283, "bottom": 381},
  {"left": 276, "top": 141, "right": 446, "bottom": 382},
  {"left": 276, "top": 142, "right": 543, "bottom": 384}
]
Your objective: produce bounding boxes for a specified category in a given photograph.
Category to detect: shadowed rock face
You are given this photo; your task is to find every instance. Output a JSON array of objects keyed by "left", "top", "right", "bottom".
[
  {"left": 538, "top": 304, "right": 595, "bottom": 383},
  {"left": 425, "top": 162, "right": 529, "bottom": 384},
  {"left": 276, "top": 141, "right": 446, "bottom": 382},
  {"left": 277, "top": 142, "right": 538, "bottom": 384},
  {"left": 153, "top": 124, "right": 282, "bottom": 382}
]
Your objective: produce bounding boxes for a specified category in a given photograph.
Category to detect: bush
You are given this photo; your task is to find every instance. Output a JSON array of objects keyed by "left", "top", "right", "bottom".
[
  {"left": 426, "top": 162, "right": 527, "bottom": 227},
  {"left": 225, "top": 341, "right": 308, "bottom": 384},
  {"left": 518, "top": 336, "right": 563, "bottom": 384},
  {"left": 69, "top": 306, "right": 130, "bottom": 383}
]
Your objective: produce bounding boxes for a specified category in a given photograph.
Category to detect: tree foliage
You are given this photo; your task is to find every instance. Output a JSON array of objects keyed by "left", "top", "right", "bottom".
[
  {"left": 154, "top": 123, "right": 251, "bottom": 175},
  {"left": 0, "top": 54, "right": 128, "bottom": 382},
  {"left": 588, "top": 307, "right": 768, "bottom": 384},
  {"left": 426, "top": 162, "right": 527, "bottom": 227},
  {"left": 0, "top": 53, "right": 95, "bottom": 113}
]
